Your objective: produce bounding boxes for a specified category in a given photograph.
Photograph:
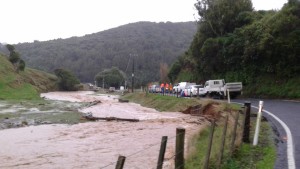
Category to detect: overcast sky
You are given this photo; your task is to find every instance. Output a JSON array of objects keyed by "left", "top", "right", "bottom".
[{"left": 1, "top": 0, "right": 287, "bottom": 44}]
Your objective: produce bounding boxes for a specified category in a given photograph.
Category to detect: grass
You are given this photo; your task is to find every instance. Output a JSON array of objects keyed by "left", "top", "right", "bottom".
[
  {"left": 185, "top": 109, "right": 276, "bottom": 169},
  {"left": 222, "top": 118, "right": 276, "bottom": 169},
  {"left": 0, "top": 54, "right": 57, "bottom": 100},
  {"left": 185, "top": 110, "right": 243, "bottom": 169},
  {"left": 0, "top": 99, "right": 87, "bottom": 129},
  {"left": 121, "top": 92, "right": 213, "bottom": 112}
]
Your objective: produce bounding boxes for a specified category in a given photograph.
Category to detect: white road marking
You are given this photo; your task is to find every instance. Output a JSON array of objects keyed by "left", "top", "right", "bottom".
[{"left": 232, "top": 102, "right": 296, "bottom": 169}]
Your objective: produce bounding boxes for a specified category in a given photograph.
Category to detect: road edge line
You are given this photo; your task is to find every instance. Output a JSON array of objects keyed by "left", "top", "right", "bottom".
[{"left": 232, "top": 102, "right": 296, "bottom": 169}]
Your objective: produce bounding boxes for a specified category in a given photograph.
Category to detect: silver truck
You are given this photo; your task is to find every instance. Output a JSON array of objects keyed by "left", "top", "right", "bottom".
[{"left": 203, "top": 79, "right": 242, "bottom": 98}]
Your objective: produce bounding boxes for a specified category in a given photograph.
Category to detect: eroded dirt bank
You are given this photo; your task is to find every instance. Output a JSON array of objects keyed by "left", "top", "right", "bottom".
[{"left": 0, "top": 91, "right": 206, "bottom": 169}]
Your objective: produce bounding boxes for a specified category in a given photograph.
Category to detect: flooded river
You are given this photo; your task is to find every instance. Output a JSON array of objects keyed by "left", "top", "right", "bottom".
[{"left": 0, "top": 91, "right": 206, "bottom": 169}]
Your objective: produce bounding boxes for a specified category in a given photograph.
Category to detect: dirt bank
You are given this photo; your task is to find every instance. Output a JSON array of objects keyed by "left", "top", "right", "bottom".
[{"left": 0, "top": 91, "right": 207, "bottom": 169}]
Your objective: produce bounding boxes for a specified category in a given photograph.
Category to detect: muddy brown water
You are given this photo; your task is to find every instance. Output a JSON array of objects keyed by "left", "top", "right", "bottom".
[{"left": 0, "top": 91, "right": 206, "bottom": 169}]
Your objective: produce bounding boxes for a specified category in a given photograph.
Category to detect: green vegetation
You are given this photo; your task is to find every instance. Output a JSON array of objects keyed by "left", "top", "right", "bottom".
[
  {"left": 0, "top": 54, "right": 57, "bottom": 100},
  {"left": 122, "top": 92, "right": 211, "bottom": 112},
  {"left": 169, "top": 0, "right": 300, "bottom": 98},
  {"left": 1, "top": 22, "right": 197, "bottom": 85},
  {"left": 122, "top": 93, "right": 276, "bottom": 168},
  {"left": 223, "top": 118, "right": 276, "bottom": 169},
  {"left": 6, "top": 44, "right": 26, "bottom": 72},
  {"left": 95, "top": 67, "right": 126, "bottom": 88},
  {"left": 54, "top": 68, "right": 80, "bottom": 91},
  {"left": 0, "top": 100, "right": 87, "bottom": 129}
]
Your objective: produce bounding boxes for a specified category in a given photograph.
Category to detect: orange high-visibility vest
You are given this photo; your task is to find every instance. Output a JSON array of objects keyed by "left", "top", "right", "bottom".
[
  {"left": 169, "top": 84, "right": 173, "bottom": 90},
  {"left": 165, "top": 83, "right": 169, "bottom": 89}
]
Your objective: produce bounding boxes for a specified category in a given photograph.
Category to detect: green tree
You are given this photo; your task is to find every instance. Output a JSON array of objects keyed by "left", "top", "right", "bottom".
[
  {"left": 18, "top": 59, "right": 26, "bottom": 71},
  {"left": 95, "top": 67, "right": 126, "bottom": 88},
  {"left": 195, "top": 0, "right": 253, "bottom": 36},
  {"left": 54, "top": 68, "right": 80, "bottom": 91},
  {"left": 5, "top": 44, "right": 25, "bottom": 72}
]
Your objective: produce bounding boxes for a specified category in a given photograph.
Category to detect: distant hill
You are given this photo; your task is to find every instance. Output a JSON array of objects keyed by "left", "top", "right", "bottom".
[
  {"left": 1, "top": 21, "right": 197, "bottom": 85},
  {"left": 0, "top": 54, "right": 57, "bottom": 99}
]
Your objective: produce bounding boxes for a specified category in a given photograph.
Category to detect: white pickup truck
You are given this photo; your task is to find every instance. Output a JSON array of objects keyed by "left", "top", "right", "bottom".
[{"left": 203, "top": 79, "right": 242, "bottom": 98}]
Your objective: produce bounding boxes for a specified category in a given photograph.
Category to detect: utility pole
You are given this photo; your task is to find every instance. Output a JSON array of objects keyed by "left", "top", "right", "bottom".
[
  {"left": 102, "top": 77, "right": 104, "bottom": 91},
  {"left": 131, "top": 54, "right": 134, "bottom": 93}
]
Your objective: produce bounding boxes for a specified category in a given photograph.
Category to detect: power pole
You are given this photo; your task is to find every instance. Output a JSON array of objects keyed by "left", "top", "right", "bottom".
[
  {"left": 132, "top": 55, "right": 134, "bottom": 93},
  {"left": 102, "top": 77, "right": 104, "bottom": 91}
]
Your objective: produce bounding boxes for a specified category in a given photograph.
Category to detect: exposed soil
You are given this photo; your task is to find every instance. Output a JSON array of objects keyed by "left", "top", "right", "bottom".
[{"left": 0, "top": 91, "right": 207, "bottom": 169}]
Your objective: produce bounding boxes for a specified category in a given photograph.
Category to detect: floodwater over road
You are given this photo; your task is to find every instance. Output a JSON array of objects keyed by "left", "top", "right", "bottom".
[{"left": 0, "top": 91, "right": 206, "bottom": 169}]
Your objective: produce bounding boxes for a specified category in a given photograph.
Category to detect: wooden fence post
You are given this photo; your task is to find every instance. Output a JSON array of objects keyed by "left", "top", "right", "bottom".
[
  {"left": 115, "top": 155, "right": 126, "bottom": 169},
  {"left": 230, "top": 111, "right": 240, "bottom": 155},
  {"left": 217, "top": 116, "right": 228, "bottom": 169},
  {"left": 243, "top": 102, "right": 251, "bottom": 143},
  {"left": 204, "top": 120, "right": 216, "bottom": 169},
  {"left": 156, "top": 136, "right": 168, "bottom": 169},
  {"left": 175, "top": 128, "right": 185, "bottom": 169}
]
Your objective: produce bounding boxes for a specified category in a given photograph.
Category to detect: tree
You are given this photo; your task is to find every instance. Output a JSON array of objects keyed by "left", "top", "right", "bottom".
[
  {"left": 159, "top": 63, "right": 169, "bottom": 83},
  {"left": 195, "top": 0, "right": 253, "bottom": 36},
  {"left": 54, "top": 68, "right": 80, "bottom": 91},
  {"left": 18, "top": 59, "right": 26, "bottom": 71},
  {"left": 6, "top": 44, "right": 25, "bottom": 72},
  {"left": 95, "top": 67, "right": 126, "bottom": 88}
]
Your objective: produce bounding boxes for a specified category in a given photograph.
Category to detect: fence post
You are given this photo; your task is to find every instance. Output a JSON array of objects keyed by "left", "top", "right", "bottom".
[
  {"left": 204, "top": 120, "right": 216, "bottom": 169},
  {"left": 115, "top": 155, "right": 126, "bottom": 169},
  {"left": 175, "top": 128, "right": 185, "bottom": 169},
  {"left": 230, "top": 111, "right": 239, "bottom": 155},
  {"left": 217, "top": 115, "right": 228, "bottom": 169},
  {"left": 156, "top": 136, "right": 168, "bottom": 169},
  {"left": 243, "top": 102, "right": 251, "bottom": 143},
  {"left": 227, "top": 89, "right": 230, "bottom": 103},
  {"left": 253, "top": 101, "right": 264, "bottom": 146}
]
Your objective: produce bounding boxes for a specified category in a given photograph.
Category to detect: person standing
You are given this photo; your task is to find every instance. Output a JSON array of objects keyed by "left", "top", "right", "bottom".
[
  {"left": 160, "top": 83, "right": 165, "bottom": 95},
  {"left": 165, "top": 83, "right": 169, "bottom": 94},
  {"left": 169, "top": 83, "right": 173, "bottom": 94}
]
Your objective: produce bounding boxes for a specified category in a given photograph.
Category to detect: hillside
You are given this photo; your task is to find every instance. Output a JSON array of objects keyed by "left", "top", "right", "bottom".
[
  {"left": 1, "top": 21, "right": 197, "bottom": 85},
  {"left": 168, "top": 0, "right": 300, "bottom": 98},
  {"left": 0, "top": 54, "right": 58, "bottom": 100}
]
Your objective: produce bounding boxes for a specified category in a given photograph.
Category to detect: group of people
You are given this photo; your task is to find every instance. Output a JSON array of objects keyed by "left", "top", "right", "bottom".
[{"left": 160, "top": 82, "right": 173, "bottom": 93}]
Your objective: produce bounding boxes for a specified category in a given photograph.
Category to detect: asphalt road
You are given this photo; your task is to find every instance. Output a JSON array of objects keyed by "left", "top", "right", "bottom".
[{"left": 234, "top": 99, "right": 300, "bottom": 169}]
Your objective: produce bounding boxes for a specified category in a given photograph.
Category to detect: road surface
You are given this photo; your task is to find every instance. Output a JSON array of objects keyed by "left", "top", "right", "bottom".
[{"left": 235, "top": 99, "right": 300, "bottom": 169}]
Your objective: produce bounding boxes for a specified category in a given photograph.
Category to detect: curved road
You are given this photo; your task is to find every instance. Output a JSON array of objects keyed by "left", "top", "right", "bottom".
[{"left": 235, "top": 99, "right": 300, "bottom": 169}]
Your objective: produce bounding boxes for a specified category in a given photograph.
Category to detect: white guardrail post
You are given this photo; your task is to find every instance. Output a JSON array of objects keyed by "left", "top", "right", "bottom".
[
  {"left": 227, "top": 89, "right": 230, "bottom": 103},
  {"left": 253, "top": 101, "right": 264, "bottom": 146}
]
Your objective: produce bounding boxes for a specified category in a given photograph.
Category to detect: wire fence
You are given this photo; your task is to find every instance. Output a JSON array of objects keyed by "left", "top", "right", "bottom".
[
  {"left": 98, "top": 101, "right": 253, "bottom": 169},
  {"left": 99, "top": 131, "right": 182, "bottom": 169}
]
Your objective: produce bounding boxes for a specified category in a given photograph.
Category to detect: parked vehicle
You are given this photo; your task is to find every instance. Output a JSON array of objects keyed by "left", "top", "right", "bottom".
[
  {"left": 173, "top": 82, "right": 196, "bottom": 93},
  {"left": 149, "top": 85, "right": 156, "bottom": 93},
  {"left": 155, "top": 85, "right": 161, "bottom": 93},
  {"left": 109, "top": 87, "right": 116, "bottom": 92},
  {"left": 149, "top": 85, "right": 161, "bottom": 93},
  {"left": 184, "top": 85, "right": 205, "bottom": 96},
  {"left": 203, "top": 79, "right": 242, "bottom": 98}
]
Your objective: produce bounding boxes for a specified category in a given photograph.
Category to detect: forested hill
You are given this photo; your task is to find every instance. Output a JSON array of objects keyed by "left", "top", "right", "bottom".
[
  {"left": 168, "top": 0, "right": 300, "bottom": 98},
  {"left": 0, "top": 21, "right": 197, "bottom": 84}
]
